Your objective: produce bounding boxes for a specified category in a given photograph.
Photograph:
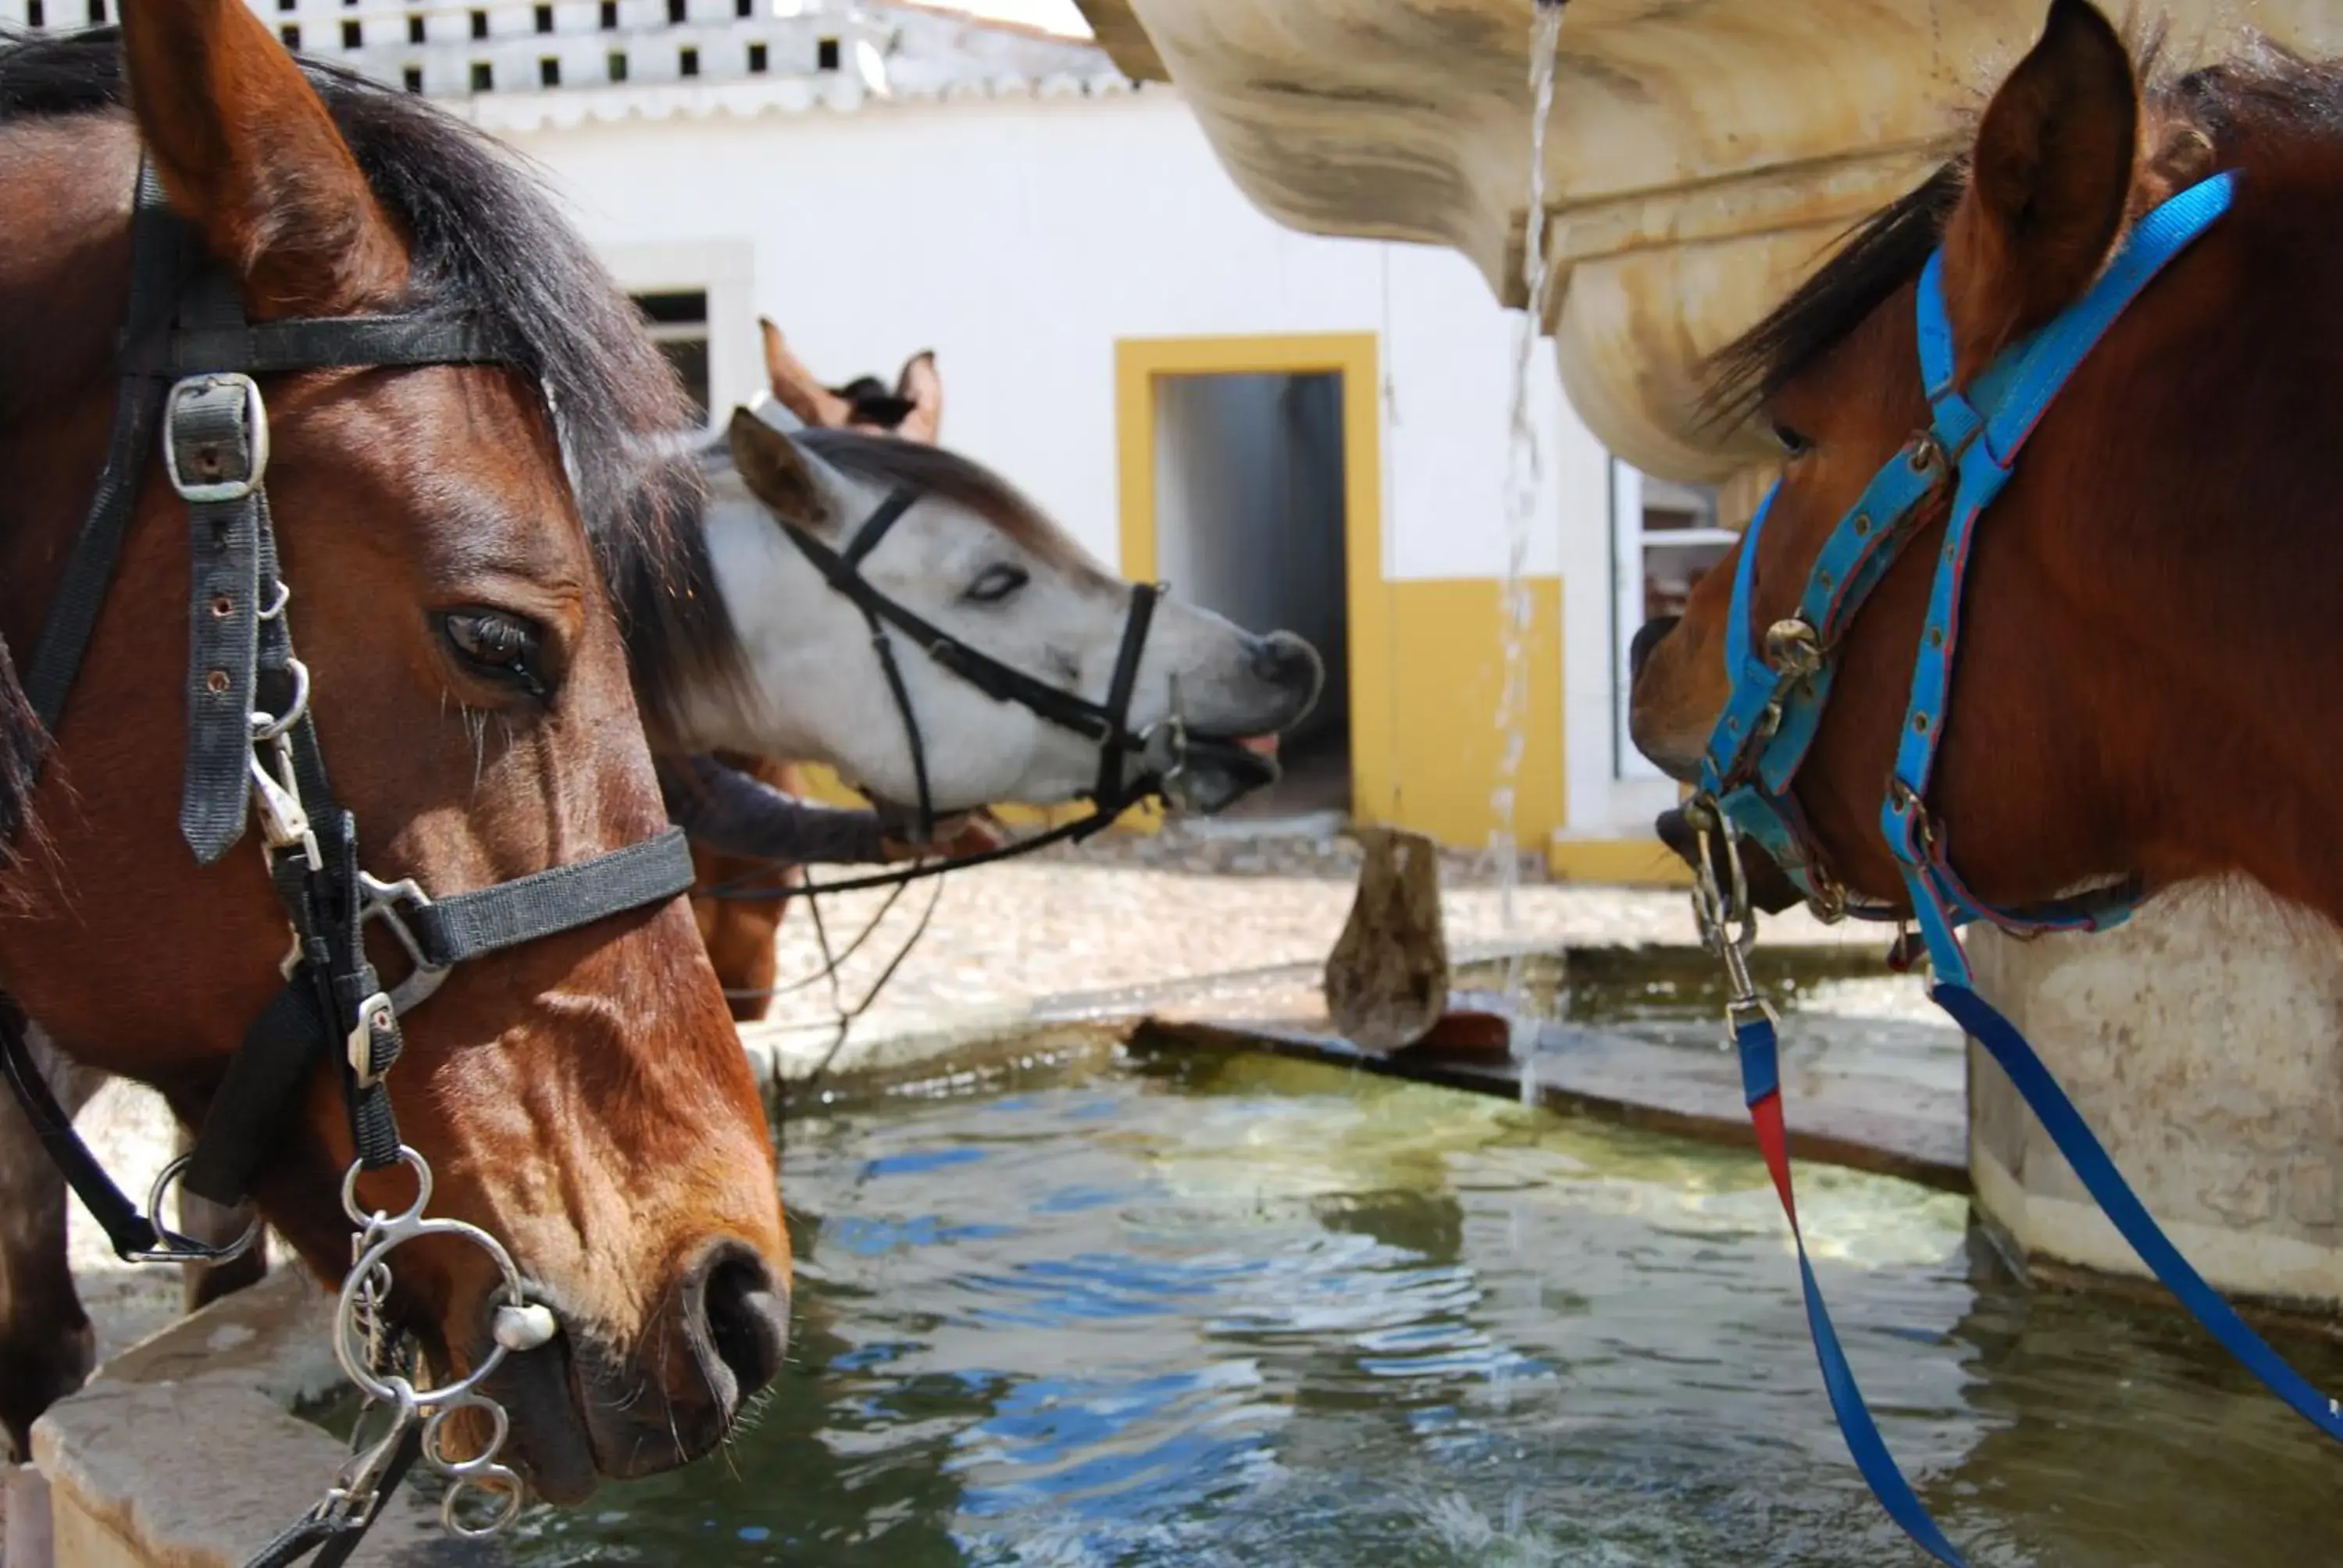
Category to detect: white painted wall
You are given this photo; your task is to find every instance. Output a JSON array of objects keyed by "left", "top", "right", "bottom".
[{"left": 496, "top": 84, "right": 1661, "bottom": 835}]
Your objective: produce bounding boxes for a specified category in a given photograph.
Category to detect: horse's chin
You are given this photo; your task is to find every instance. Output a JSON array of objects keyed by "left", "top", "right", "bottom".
[
  {"left": 1653, "top": 807, "right": 1806, "bottom": 916},
  {"left": 1168, "top": 733, "right": 1282, "bottom": 816},
  {"left": 465, "top": 1327, "right": 601, "bottom": 1505}
]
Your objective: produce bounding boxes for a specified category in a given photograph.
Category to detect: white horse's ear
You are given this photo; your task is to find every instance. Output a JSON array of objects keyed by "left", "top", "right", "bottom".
[
  {"left": 745, "top": 387, "right": 805, "bottom": 434},
  {"left": 895, "top": 351, "right": 943, "bottom": 444},
  {"left": 728, "top": 407, "right": 832, "bottom": 526}
]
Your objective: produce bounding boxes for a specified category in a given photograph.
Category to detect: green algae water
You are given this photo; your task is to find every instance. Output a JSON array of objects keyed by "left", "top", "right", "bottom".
[{"left": 499, "top": 984, "right": 2343, "bottom": 1566}]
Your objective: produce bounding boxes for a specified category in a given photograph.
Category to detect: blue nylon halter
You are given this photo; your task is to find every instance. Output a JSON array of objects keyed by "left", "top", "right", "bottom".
[{"left": 1695, "top": 169, "right": 2343, "bottom": 1567}]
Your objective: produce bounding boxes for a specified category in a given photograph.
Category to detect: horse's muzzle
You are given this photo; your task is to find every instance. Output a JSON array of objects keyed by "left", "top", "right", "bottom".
[{"left": 500, "top": 1239, "right": 791, "bottom": 1498}]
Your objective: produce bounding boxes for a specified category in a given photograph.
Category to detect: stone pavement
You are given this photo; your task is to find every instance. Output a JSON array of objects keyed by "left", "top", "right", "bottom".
[{"left": 751, "top": 820, "right": 1869, "bottom": 1046}]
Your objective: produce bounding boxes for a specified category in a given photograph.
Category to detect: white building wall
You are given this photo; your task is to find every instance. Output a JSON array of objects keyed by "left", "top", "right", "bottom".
[{"left": 495, "top": 84, "right": 1664, "bottom": 836}]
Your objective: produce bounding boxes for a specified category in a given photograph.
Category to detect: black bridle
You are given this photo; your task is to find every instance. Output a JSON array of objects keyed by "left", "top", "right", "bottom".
[
  {"left": 0, "top": 162, "right": 700, "bottom": 1563},
  {"left": 769, "top": 482, "right": 1167, "bottom": 863}
]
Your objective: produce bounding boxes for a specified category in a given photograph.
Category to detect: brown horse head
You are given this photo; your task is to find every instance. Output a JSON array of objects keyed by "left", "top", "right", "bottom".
[
  {"left": 0, "top": 12, "right": 784, "bottom": 1500},
  {"left": 1632, "top": 0, "right": 2343, "bottom": 925}
]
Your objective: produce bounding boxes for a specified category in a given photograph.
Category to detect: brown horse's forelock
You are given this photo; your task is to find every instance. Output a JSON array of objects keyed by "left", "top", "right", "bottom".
[
  {"left": 0, "top": 28, "right": 746, "bottom": 797},
  {"left": 1701, "top": 35, "right": 2343, "bottom": 433}
]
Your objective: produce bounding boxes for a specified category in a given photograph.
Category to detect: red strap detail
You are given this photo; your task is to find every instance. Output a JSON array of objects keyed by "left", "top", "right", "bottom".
[{"left": 1750, "top": 1090, "right": 1799, "bottom": 1224}]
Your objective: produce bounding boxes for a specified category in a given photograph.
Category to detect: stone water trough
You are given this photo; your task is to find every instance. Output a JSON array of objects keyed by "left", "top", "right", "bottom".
[{"left": 1072, "top": 0, "right": 2343, "bottom": 1316}]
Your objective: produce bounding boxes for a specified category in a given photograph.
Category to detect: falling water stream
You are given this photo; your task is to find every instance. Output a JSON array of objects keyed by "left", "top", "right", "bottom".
[{"left": 1492, "top": 2, "right": 1567, "bottom": 1103}]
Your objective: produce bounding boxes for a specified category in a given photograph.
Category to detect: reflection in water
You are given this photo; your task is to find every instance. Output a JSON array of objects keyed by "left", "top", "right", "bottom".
[{"left": 509, "top": 1047, "right": 2343, "bottom": 1566}]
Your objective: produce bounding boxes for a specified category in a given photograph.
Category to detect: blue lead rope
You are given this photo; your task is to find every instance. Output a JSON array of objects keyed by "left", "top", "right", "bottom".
[
  {"left": 1734, "top": 968, "right": 2343, "bottom": 1567},
  {"left": 1932, "top": 981, "right": 2343, "bottom": 1445},
  {"left": 1735, "top": 1013, "right": 1969, "bottom": 1566}
]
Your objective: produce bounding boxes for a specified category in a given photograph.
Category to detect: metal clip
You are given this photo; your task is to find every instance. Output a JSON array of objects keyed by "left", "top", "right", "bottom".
[
  {"left": 357, "top": 874, "right": 451, "bottom": 1015},
  {"left": 121, "top": 1155, "right": 265, "bottom": 1266},
  {"left": 1141, "top": 713, "right": 1191, "bottom": 807},
  {"left": 1683, "top": 793, "right": 1779, "bottom": 1046},
  {"left": 1761, "top": 616, "right": 1824, "bottom": 680},
  {"left": 347, "top": 991, "right": 400, "bottom": 1089},
  {"left": 250, "top": 739, "right": 321, "bottom": 871}
]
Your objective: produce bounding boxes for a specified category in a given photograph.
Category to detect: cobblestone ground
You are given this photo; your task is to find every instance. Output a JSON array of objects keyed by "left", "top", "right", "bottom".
[
  {"left": 750, "top": 819, "right": 1866, "bottom": 1040},
  {"left": 62, "top": 820, "right": 1867, "bottom": 1368}
]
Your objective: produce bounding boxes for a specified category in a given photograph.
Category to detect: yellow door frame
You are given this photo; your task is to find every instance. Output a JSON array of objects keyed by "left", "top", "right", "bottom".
[{"left": 1114, "top": 332, "right": 1392, "bottom": 823}]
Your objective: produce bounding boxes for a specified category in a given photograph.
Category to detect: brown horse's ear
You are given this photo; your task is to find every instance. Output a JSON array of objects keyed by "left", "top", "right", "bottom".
[
  {"left": 727, "top": 408, "right": 831, "bottom": 526},
  {"left": 120, "top": 0, "right": 408, "bottom": 316},
  {"left": 1945, "top": 0, "right": 2138, "bottom": 377},
  {"left": 759, "top": 317, "right": 854, "bottom": 429},
  {"left": 893, "top": 351, "right": 943, "bottom": 444}
]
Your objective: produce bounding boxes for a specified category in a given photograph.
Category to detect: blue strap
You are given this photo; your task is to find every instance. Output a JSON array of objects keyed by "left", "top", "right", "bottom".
[
  {"left": 1933, "top": 981, "right": 2343, "bottom": 1445},
  {"left": 1746, "top": 960, "right": 2343, "bottom": 1568},
  {"left": 1757, "top": 446, "right": 1945, "bottom": 792},
  {"left": 1722, "top": 483, "right": 1768, "bottom": 679},
  {"left": 1916, "top": 173, "right": 2236, "bottom": 474},
  {"left": 1734, "top": 1012, "right": 1967, "bottom": 1568},
  {"left": 1888, "top": 174, "right": 2239, "bottom": 861}
]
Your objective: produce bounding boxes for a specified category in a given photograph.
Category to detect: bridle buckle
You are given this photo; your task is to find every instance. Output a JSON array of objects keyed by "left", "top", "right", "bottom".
[
  {"left": 347, "top": 990, "right": 400, "bottom": 1089},
  {"left": 163, "top": 372, "right": 270, "bottom": 504},
  {"left": 358, "top": 874, "right": 452, "bottom": 1015}
]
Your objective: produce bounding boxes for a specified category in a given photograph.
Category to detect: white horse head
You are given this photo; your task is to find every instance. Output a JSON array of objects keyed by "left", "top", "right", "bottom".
[{"left": 666, "top": 409, "right": 1322, "bottom": 824}]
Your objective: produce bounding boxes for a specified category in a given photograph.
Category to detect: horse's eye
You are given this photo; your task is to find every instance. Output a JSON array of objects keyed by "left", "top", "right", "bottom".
[
  {"left": 1770, "top": 419, "right": 1813, "bottom": 458},
  {"left": 965, "top": 563, "right": 1029, "bottom": 604},
  {"left": 441, "top": 609, "right": 551, "bottom": 700}
]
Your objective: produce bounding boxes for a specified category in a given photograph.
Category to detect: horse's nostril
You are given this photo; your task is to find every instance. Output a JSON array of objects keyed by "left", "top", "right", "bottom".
[
  {"left": 1250, "top": 632, "right": 1324, "bottom": 696},
  {"left": 1629, "top": 615, "right": 1681, "bottom": 684},
  {"left": 687, "top": 1245, "right": 790, "bottom": 1410}
]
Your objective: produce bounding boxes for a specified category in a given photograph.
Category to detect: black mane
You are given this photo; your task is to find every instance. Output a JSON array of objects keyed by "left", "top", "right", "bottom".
[
  {"left": 1701, "top": 163, "right": 1965, "bottom": 426},
  {"left": 0, "top": 30, "right": 742, "bottom": 800},
  {"left": 1705, "top": 37, "right": 2343, "bottom": 428}
]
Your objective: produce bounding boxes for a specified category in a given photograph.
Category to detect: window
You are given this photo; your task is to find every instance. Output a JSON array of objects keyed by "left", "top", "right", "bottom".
[
  {"left": 276, "top": 0, "right": 293, "bottom": 11},
  {"left": 279, "top": 22, "right": 300, "bottom": 47},
  {"left": 633, "top": 291, "right": 710, "bottom": 425},
  {"left": 539, "top": 55, "right": 560, "bottom": 85},
  {"left": 678, "top": 44, "right": 697, "bottom": 76},
  {"left": 341, "top": 19, "right": 360, "bottom": 46},
  {"left": 84, "top": 0, "right": 102, "bottom": 21},
  {"left": 402, "top": 64, "right": 423, "bottom": 91},
  {"left": 598, "top": 0, "right": 615, "bottom": 27},
  {"left": 406, "top": 12, "right": 423, "bottom": 41},
  {"left": 1610, "top": 460, "right": 1737, "bottom": 780},
  {"left": 469, "top": 59, "right": 493, "bottom": 90},
  {"left": 533, "top": 2, "right": 551, "bottom": 29},
  {"left": 746, "top": 41, "right": 766, "bottom": 73},
  {"left": 24, "top": 0, "right": 41, "bottom": 27},
  {"left": 733, "top": 0, "right": 750, "bottom": 16},
  {"left": 664, "top": 0, "right": 682, "bottom": 20},
  {"left": 606, "top": 48, "right": 626, "bottom": 80},
  {"left": 815, "top": 34, "right": 838, "bottom": 69},
  {"left": 468, "top": 8, "right": 487, "bottom": 37}
]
